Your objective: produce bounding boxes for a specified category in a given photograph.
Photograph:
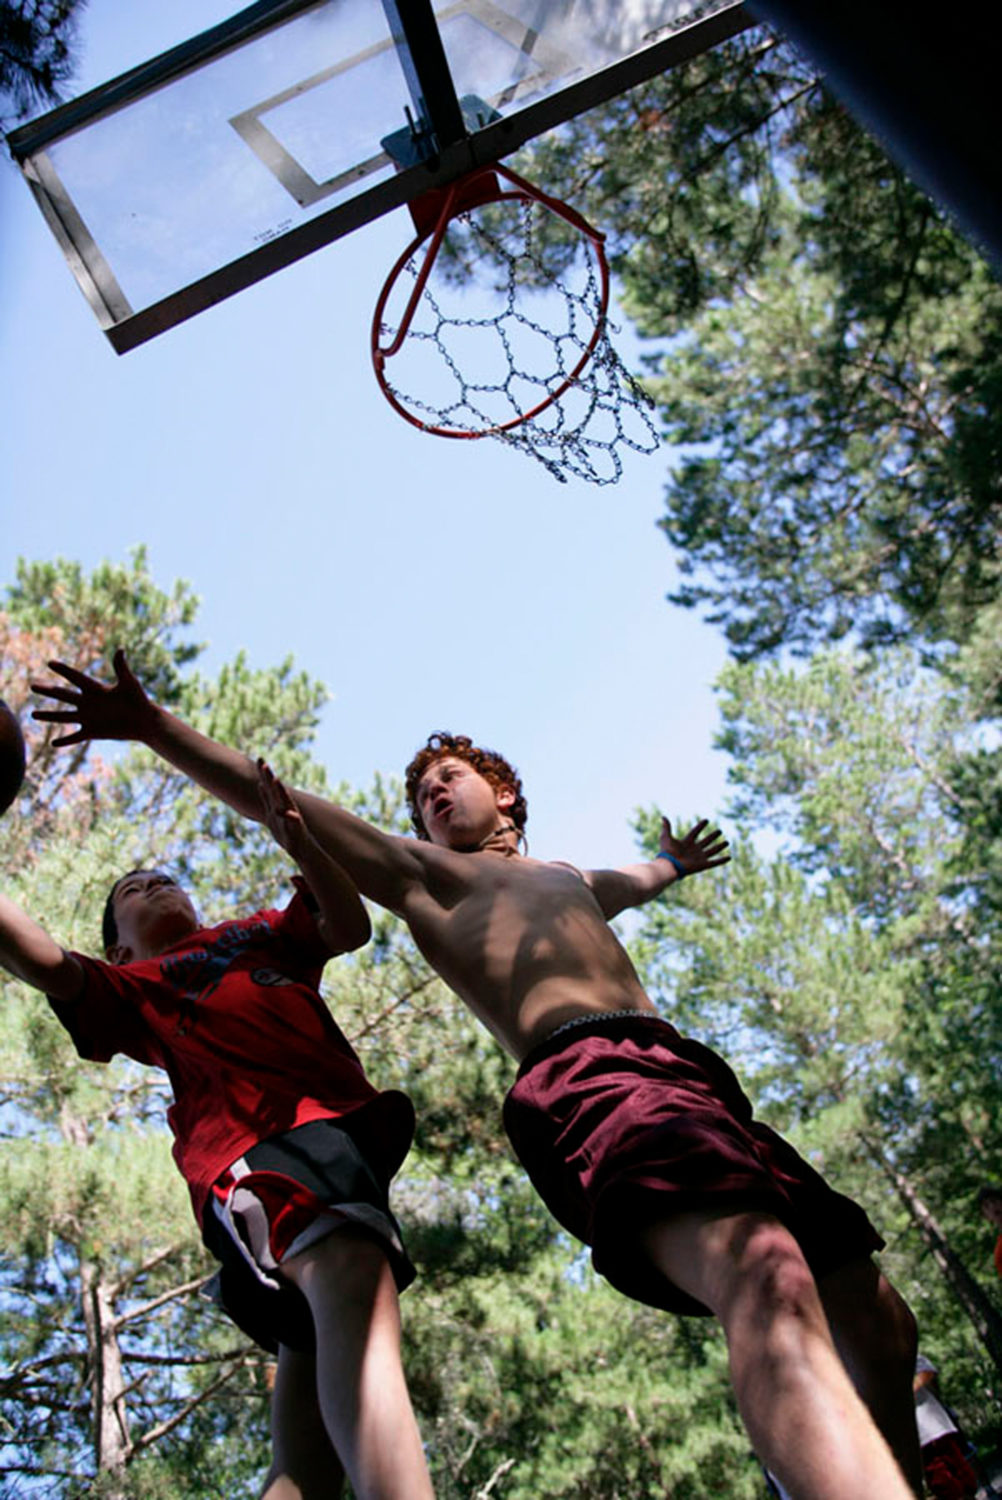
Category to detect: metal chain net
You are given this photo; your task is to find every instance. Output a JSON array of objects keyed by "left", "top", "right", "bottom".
[{"left": 376, "top": 195, "right": 661, "bottom": 485}]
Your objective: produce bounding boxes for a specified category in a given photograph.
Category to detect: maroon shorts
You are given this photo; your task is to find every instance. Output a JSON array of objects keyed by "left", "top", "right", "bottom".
[{"left": 502, "top": 1012, "right": 883, "bottom": 1314}]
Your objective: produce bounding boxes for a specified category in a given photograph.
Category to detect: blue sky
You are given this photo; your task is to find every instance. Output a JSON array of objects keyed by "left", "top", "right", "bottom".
[{"left": 1, "top": 0, "right": 731, "bottom": 866}]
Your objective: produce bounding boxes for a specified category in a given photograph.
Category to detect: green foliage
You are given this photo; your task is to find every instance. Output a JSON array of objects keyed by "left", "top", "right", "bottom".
[
  {"left": 629, "top": 643, "right": 1002, "bottom": 1448},
  {"left": 0, "top": 0, "right": 86, "bottom": 132},
  {"left": 407, "top": 1261, "right": 757, "bottom": 1499},
  {"left": 8, "top": 551, "right": 201, "bottom": 704},
  {"left": 512, "top": 29, "right": 1001, "bottom": 659}
]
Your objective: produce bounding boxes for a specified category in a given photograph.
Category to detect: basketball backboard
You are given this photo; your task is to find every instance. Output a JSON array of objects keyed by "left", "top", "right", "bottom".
[{"left": 6, "top": 0, "right": 748, "bottom": 352}]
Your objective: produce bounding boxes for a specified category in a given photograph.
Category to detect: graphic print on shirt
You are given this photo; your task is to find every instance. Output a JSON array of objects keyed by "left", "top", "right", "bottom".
[{"left": 160, "top": 917, "right": 275, "bottom": 1034}]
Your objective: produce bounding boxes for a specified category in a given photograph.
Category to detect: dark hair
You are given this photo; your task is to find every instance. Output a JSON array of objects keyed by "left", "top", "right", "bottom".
[
  {"left": 404, "top": 732, "right": 528, "bottom": 840},
  {"left": 978, "top": 1186, "right": 1002, "bottom": 1209},
  {"left": 102, "top": 869, "right": 169, "bottom": 952}
]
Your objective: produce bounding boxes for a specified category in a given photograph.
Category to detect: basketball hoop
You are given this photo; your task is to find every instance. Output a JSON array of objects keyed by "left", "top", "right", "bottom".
[{"left": 371, "top": 163, "right": 660, "bottom": 485}]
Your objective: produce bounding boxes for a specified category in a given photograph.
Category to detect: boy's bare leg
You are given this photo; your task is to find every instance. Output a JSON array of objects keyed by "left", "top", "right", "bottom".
[
  {"left": 281, "top": 1231, "right": 434, "bottom": 1500},
  {"left": 261, "top": 1344, "right": 345, "bottom": 1500},
  {"left": 817, "top": 1257, "right": 922, "bottom": 1495},
  {"left": 640, "top": 1209, "right": 919, "bottom": 1500}
]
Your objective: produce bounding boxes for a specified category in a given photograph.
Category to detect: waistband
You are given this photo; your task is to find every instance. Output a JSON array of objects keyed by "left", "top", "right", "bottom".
[{"left": 515, "top": 1008, "right": 677, "bottom": 1079}]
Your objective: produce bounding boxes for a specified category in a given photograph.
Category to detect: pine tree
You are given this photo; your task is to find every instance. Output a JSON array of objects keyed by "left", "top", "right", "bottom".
[
  {"left": 1, "top": 0, "right": 87, "bottom": 132},
  {"left": 630, "top": 645, "right": 1002, "bottom": 1445}
]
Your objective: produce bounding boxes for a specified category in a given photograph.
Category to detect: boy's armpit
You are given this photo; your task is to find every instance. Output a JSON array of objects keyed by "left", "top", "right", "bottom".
[{"left": 46, "top": 950, "right": 86, "bottom": 1006}]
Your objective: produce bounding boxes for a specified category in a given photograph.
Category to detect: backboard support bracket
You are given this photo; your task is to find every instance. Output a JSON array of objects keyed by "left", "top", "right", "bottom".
[{"left": 381, "top": 0, "right": 467, "bottom": 156}]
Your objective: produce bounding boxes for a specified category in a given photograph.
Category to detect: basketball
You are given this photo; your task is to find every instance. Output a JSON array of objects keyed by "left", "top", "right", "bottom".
[{"left": 0, "top": 697, "right": 27, "bottom": 815}]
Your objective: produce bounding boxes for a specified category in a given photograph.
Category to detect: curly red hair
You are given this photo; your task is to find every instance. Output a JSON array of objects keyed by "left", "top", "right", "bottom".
[{"left": 405, "top": 732, "right": 527, "bottom": 840}]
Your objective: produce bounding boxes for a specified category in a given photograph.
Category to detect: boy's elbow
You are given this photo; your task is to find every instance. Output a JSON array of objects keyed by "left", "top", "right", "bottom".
[
  {"left": 345, "top": 907, "right": 372, "bottom": 952},
  {"left": 320, "top": 905, "right": 371, "bottom": 955}
]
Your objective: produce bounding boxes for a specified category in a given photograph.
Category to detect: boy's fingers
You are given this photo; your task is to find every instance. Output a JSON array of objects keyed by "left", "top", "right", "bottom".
[
  {"left": 276, "top": 785, "right": 298, "bottom": 817},
  {"left": 262, "top": 762, "right": 292, "bottom": 804},
  {"left": 44, "top": 660, "right": 95, "bottom": 689},
  {"left": 256, "top": 760, "right": 292, "bottom": 817},
  {"left": 30, "top": 684, "right": 80, "bottom": 705},
  {"left": 256, "top": 760, "right": 300, "bottom": 833}
]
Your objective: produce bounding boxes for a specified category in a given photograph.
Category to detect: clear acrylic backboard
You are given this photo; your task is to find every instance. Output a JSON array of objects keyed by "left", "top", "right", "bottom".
[{"left": 6, "top": 0, "right": 747, "bottom": 351}]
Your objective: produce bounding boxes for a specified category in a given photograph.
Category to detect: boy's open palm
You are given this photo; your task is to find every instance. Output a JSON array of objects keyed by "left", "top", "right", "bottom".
[
  {"left": 659, "top": 816, "right": 730, "bottom": 876},
  {"left": 32, "top": 649, "right": 155, "bottom": 746}
]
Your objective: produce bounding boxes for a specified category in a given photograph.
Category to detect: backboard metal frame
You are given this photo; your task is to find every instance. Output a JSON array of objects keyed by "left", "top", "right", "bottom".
[{"left": 7, "top": 0, "right": 749, "bottom": 354}]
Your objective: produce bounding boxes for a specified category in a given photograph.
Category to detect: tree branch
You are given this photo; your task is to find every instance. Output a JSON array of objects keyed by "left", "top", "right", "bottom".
[
  {"left": 128, "top": 1356, "right": 256, "bottom": 1456},
  {"left": 120, "top": 1345, "right": 255, "bottom": 1368},
  {"left": 474, "top": 1457, "right": 517, "bottom": 1498}
]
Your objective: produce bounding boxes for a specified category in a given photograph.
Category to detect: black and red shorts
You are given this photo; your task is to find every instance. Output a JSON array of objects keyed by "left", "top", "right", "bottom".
[
  {"left": 202, "top": 1105, "right": 415, "bottom": 1352},
  {"left": 502, "top": 1012, "right": 882, "bottom": 1315}
]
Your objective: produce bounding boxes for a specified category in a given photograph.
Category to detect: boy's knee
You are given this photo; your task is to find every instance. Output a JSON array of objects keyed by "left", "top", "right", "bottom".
[
  {"left": 743, "top": 1229, "right": 819, "bottom": 1318},
  {"left": 714, "top": 1216, "right": 822, "bottom": 1329}
]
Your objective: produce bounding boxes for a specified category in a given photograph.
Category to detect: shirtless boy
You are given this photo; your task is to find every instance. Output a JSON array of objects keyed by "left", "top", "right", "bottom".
[
  {"left": 35, "top": 651, "right": 922, "bottom": 1500},
  {"left": 0, "top": 759, "right": 433, "bottom": 1500}
]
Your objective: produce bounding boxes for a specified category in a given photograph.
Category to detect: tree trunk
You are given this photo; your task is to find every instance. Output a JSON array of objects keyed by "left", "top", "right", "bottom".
[
  {"left": 79, "top": 1256, "right": 131, "bottom": 1497},
  {"left": 63, "top": 1107, "right": 131, "bottom": 1496},
  {"left": 863, "top": 1135, "right": 1002, "bottom": 1376}
]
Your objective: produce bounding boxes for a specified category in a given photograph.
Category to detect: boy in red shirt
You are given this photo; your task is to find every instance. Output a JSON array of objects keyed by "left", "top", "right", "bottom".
[{"left": 0, "top": 766, "right": 433, "bottom": 1500}]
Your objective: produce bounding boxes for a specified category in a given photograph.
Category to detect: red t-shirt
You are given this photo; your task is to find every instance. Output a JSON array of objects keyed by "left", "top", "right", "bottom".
[{"left": 50, "top": 888, "right": 393, "bottom": 1223}]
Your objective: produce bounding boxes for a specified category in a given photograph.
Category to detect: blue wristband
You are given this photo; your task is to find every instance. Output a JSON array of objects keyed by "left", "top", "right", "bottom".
[{"left": 657, "top": 851, "right": 687, "bottom": 879}]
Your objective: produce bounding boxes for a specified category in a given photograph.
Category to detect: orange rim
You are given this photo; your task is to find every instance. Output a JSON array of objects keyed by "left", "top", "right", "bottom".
[{"left": 371, "top": 163, "right": 610, "bottom": 439}]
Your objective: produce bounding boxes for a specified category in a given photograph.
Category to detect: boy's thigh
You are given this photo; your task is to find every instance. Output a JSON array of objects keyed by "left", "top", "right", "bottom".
[
  {"left": 282, "top": 1226, "right": 396, "bottom": 1305},
  {"left": 281, "top": 1229, "right": 404, "bottom": 1349}
]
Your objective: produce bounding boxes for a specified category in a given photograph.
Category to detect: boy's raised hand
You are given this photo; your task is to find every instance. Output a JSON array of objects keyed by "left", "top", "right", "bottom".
[
  {"left": 659, "top": 815, "right": 730, "bottom": 877},
  {"left": 257, "top": 759, "right": 371, "bottom": 952},
  {"left": 257, "top": 759, "right": 312, "bottom": 861},
  {"left": 31, "top": 649, "right": 156, "bottom": 747}
]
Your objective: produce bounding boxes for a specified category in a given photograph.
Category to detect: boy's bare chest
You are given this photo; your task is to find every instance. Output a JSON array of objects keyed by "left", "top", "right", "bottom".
[{"left": 405, "top": 855, "right": 590, "bottom": 949}]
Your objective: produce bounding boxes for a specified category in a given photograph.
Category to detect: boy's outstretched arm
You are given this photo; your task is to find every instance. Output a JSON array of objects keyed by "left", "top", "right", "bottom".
[
  {"left": 0, "top": 895, "right": 83, "bottom": 1002},
  {"left": 32, "top": 652, "right": 423, "bottom": 912},
  {"left": 585, "top": 816, "right": 730, "bottom": 920},
  {"left": 256, "top": 760, "right": 371, "bottom": 954}
]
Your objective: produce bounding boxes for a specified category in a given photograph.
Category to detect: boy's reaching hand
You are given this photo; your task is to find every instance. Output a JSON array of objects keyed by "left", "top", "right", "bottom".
[
  {"left": 658, "top": 816, "right": 730, "bottom": 877},
  {"left": 257, "top": 759, "right": 312, "bottom": 862},
  {"left": 31, "top": 649, "right": 157, "bottom": 747},
  {"left": 257, "top": 759, "right": 371, "bottom": 954}
]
